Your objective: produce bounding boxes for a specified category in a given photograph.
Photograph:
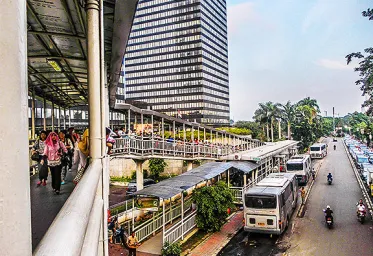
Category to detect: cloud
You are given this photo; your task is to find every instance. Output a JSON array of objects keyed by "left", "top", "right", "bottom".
[
  {"left": 316, "top": 59, "right": 354, "bottom": 70},
  {"left": 227, "top": 2, "right": 275, "bottom": 36}
]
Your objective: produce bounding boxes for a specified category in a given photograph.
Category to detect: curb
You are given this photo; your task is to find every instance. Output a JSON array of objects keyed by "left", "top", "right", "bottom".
[{"left": 297, "top": 159, "right": 323, "bottom": 217}]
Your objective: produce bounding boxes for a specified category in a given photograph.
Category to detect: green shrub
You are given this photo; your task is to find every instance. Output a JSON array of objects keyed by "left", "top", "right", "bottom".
[
  {"left": 161, "top": 241, "right": 182, "bottom": 256},
  {"left": 149, "top": 158, "right": 167, "bottom": 180}
]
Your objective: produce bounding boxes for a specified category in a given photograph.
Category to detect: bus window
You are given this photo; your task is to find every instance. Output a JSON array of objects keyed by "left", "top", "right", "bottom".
[
  {"left": 245, "top": 195, "right": 277, "bottom": 209},
  {"left": 287, "top": 163, "right": 303, "bottom": 171}
]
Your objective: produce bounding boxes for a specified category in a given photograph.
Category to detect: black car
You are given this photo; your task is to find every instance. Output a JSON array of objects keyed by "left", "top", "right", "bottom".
[
  {"left": 126, "top": 178, "right": 156, "bottom": 195},
  {"left": 333, "top": 137, "right": 337, "bottom": 142}
]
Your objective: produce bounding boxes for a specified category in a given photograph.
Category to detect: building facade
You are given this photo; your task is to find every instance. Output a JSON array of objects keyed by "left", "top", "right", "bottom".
[{"left": 123, "top": 0, "right": 230, "bottom": 126}]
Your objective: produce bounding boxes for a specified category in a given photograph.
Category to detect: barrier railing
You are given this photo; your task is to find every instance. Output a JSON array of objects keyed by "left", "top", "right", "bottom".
[
  {"left": 112, "top": 137, "right": 258, "bottom": 159},
  {"left": 163, "top": 211, "right": 197, "bottom": 244},
  {"left": 33, "top": 159, "right": 104, "bottom": 256}
]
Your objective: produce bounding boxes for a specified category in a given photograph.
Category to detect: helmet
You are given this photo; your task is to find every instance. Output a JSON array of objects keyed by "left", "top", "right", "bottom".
[{"left": 326, "top": 205, "right": 331, "bottom": 209}]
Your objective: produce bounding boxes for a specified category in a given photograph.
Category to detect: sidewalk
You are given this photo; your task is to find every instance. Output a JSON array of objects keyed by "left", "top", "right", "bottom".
[{"left": 187, "top": 211, "right": 243, "bottom": 256}]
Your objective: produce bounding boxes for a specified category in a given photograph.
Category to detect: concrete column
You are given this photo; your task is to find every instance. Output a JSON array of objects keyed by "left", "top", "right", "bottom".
[
  {"left": 64, "top": 109, "right": 67, "bottom": 130},
  {"left": 186, "top": 161, "right": 193, "bottom": 171},
  {"left": 183, "top": 123, "right": 186, "bottom": 158},
  {"left": 58, "top": 106, "right": 61, "bottom": 132},
  {"left": 227, "top": 169, "right": 230, "bottom": 186},
  {"left": 43, "top": 98, "right": 47, "bottom": 130},
  {"left": 31, "top": 90, "right": 36, "bottom": 139},
  {"left": 51, "top": 102, "right": 55, "bottom": 131},
  {"left": 127, "top": 109, "right": 130, "bottom": 132},
  {"left": 243, "top": 174, "right": 247, "bottom": 187},
  {"left": 87, "top": 0, "right": 102, "bottom": 160},
  {"left": 69, "top": 108, "right": 72, "bottom": 127},
  {"left": 0, "top": 0, "right": 32, "bottom": 254},
  {"left": 135, "top": 160, "right": 144, "bottom": 190}
]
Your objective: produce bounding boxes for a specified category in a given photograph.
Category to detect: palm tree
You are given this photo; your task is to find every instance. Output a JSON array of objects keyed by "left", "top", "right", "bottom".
[
  {"left": 297, "top": 97, "right": 320, "bottom": 117},
  {"left": 265, "top": 102, "right": 282, "bottom": 142},
  {"left": 280, "top": 101, "right": 295, "bottom": 139},
  {"left": 253, "top": 103, "right": 270, "bottom": 141}
]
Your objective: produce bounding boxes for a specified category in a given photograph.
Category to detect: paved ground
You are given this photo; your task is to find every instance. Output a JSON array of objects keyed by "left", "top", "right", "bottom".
[
  {"left": 109, "top": 243, "right": 159, "bottom": 256},
  {"left": 30, "top": 169, "right": 76, "bottom": 250},
  {"left": 110, "top": 185, "right": 128, "bottom": 206},
  {"left": 188, "top": 211, "right": 244, "bottom": 256},
  {"left": 283, "top": 138, "right": 373, "bottom": 255}
]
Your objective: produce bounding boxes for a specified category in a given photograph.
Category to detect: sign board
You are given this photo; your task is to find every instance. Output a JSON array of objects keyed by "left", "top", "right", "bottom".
[
  {"left": 248, "top": 156, "right": 261, "bottom": 162},
  {"left": 135, "top": 196, "right": 159, "bottom": 212}
]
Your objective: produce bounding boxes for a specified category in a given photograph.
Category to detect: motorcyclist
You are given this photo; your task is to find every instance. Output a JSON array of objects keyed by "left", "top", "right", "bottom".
[
  {"left": 324, "top": 205, "right": 334, "bottom": 222},
  {"left": 357, "top": 201, "right": 366, "bottom": 217},
  {"left": 334, "top": 145, "right": 336, "bottom": 150},
  {"left": 356, "top": 198, "right": 365, "bottom": 207},
  {"left": 327, "top": 173, "right": 333, "bottom": 181}
]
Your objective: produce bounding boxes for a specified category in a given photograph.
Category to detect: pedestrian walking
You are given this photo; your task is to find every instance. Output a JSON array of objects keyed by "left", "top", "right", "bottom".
[
  {"left": 41, "top": 132, "right": 67, "bottom": 195},
  {"left": 59, "top": 131, "right": 72, "bottom": 185},
  {"left": 31, "top": 130, "right": 48, "bottom": 186},
  {"left": 71, "top": 129, "right": 89, "bottom": 184},
  {"left": 300, "top": 186, "right": 306, "bottom": 205},
  {"left": 312, "top": 168, "right": 316, "bottom": 180},
  {"left": 127, "top": 231, "right": 140, "bottom": 256}
]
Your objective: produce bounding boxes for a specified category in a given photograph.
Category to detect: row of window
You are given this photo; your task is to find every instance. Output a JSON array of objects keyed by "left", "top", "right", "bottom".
[
  {"left": 200, "top": 17, "right": 227, "bottom": 46},
  {"left": 203, "top": 56, "right": 229, "bottom": 75},
  {"left": 126, "top": 41, "right": 202, "bottom": 60},
  {"left": 131, "top": 19, "right": 200, "bottom": 39},
  {"left": 132, "top": 11, "right": 200, "bottom": 31},
  {"left": 201, "top": 118, "right": 229, "bottom": 124},
  {"left": 203, "top": 48, "right": 228, "bottom": 70},
  {"left": 127, "top": 32, "right": 200, "bottom": 51},
  {"left": 125, "top": 64, "right": 202, "bottom": 79},
  {"left": 125, "top": 54, "right": 201, "bottom": 71},
  {"left": 151, "top": 101, "right": 229, "bottom": 112},
  {"left": 131, "top": 94, "right": 229, "bottom": 106},
  {"left": 202, "top": 35, "right": 228, "bottom": 61},
  {"left": 136, "top": 1, "right": 199, "bottom": 17},
  {"left": 127, "top": 86, "right": 203, "bottom": 98},
  {"left": 201, "top": 1, "right": 227, "bottom": 26}
]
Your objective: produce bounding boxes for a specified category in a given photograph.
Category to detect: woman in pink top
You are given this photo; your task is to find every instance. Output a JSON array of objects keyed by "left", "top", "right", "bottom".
[{"left": 41, "top": 132, "right": 67, "bottom": 195}]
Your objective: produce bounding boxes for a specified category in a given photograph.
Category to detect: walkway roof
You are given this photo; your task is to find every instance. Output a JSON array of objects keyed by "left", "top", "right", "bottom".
[
  {"left": 133, "top": 161, "right": 259, "bottom": 199},
  {"left": 220, "top": 140, "right": 299, "bottom": 162},
  {"left": 27, "top": 0, "right": 138, "bottom": 108}
]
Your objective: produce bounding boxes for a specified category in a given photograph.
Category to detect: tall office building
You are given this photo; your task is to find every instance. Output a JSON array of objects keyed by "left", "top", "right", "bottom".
[{"left": 123, "top": 0, "right": 230, "bottom": 126}]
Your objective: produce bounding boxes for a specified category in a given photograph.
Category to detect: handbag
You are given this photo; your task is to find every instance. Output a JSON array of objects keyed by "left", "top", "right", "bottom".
[
  {"left": 73, "top": 157, "right": 91, "bottom": 184},
  {"left": 31, "top": 152, "right": 40, "bottom": 161}
]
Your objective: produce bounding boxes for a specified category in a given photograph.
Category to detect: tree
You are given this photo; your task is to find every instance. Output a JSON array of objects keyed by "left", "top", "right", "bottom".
[
  {"left": 148, "top": 158, "right": 167, "bottom": 181},
  {"left": 280, "top": 101, "right": 295, "bottom": 139},
  {"left": 266, "top": 102, "right": 282, "bottom": 142},
  {"left": 346, "top": 8, "right": 373, "bottom": 115},
  {"left": 234, "top": 121, "right": 264, "bottom": 140},
  {"left": 296, "top": 97, "right": 320, "bottom": 115},
  {"left": 253, "top": 103, "right": 270, "bottom": 141},
  {"left": 192, "top": 181, "right": 235, "bottom": 232},
  {"left": 161, "top": 241, "right": 182, "bottom": 256}
]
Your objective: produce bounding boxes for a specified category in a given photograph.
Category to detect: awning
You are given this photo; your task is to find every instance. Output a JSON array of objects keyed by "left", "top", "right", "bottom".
[{"left": 228, "top": 161, "right": 259, "bottom": 174}]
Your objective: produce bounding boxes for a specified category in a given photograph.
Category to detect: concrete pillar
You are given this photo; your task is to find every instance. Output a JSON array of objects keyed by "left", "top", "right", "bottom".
[
  {"left": 58, "top": 106, "right": 61, "bottom": 132},
  {"left": 69, "top": 108, "right": 72, "bottom": 127},
  {"left": 31, "top": 90, "right": 36, "bottom": 139},
  {"left": 243, "top": 174, "right": 247, "bottom": 187},
  {"left": 64, "top": 109, "right": 67, "bottom": 130},
  {"left": 51, "top": 102, "right": 55, "bottom": 131},
  {"left": 127, "top": 109, "right": 131, "bottom": 132},
  {"left": 186, "top": 161, "right": 193, "bottom": 171},
  {"left": 43, "top": 98, "right": 47, "bottom": 130},
  {"left": 0, "top": 0, "right": 32, "bottom": 254},
  {"left": 135, "top": 160, "right": 144, "bottom": 190},
  {"left": 87, "top": 0, "right": 102, "bottom": 160}
]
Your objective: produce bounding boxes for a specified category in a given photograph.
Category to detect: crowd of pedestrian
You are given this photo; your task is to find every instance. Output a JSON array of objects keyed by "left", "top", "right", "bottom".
[{"left": 31, "top": 128, "right": 90, "bottom": 195}]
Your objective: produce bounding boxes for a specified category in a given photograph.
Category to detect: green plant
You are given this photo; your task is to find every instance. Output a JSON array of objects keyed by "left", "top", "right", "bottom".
[
  {"left": 143, "top": 169, "right": 149, "bottom": 179},
  {"left": 131, "top": 170, "right": 136, "bottom": 180},
  {"left": 110, "top": 176, "right": 132, "bottom": 183},
  {"left": 192, "top": 181, "right": 235, "bottom": 232},
  {"left": 161, "top": 241, "right": 182, "bottom": 256},
  {"left": 149, "top": 158, "right": 167, "bottom": 181}
]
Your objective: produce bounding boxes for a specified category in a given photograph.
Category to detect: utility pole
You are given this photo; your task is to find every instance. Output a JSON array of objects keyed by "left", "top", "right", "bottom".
[
  {"left": 324, "top": 111, "right": 327, "bottom": 117},
  {"left": 332, "top": 107, "right": 335, "bottom": 132}
]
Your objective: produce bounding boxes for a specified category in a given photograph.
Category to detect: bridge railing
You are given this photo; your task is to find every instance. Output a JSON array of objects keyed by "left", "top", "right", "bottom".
[{"left": 111, "top": 137, "right": 254, "bottom": 158}]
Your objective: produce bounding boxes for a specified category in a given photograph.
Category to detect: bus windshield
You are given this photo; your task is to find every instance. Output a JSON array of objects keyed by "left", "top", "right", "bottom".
[
  {"left": 286, "top": 163, "right": 304, "bottom": 171},
  {"left": 245, "top": 195, "right": 277, "bottom": 209},
  {"left": 310, "top": 147, "right": 320, "bottom": 151}
]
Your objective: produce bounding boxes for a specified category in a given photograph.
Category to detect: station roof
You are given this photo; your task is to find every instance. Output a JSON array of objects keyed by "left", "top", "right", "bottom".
[
  {"left": 133, "top": 161, "right": 259, "bottom": 199},
  {"left": 27, "top": 0, "right": 138, "bottom": 108},
  {"left": 220, "top": 140, "right": 299, "bottom": 162}
]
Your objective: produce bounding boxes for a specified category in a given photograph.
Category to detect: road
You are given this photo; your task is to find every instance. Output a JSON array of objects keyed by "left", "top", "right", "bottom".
[
  {"left": 284, "top": 138, "right": 373, "bottom": 255},
  {"left": 220, "top": 137, "right": 373, "bottom": 255}
]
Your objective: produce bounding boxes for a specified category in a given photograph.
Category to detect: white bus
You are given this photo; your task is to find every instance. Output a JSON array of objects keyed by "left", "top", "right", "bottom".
[
  {"left": 286, "top": 154, "right": 312, "bottom": 185},
  {"left": 243, "top": 173, "right": 298, "bottom": 235},
  {"left": 310, "top": 143, "right": 327, "bottom": 159}
]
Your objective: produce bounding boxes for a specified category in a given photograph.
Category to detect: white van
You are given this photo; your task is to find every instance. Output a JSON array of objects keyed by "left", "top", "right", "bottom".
[{"left": 286, "top": 154, "right": 312, "bottom": 185}]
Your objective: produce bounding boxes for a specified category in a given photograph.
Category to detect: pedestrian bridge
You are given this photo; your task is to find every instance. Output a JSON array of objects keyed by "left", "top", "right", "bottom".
[{"left": 2, "top": 1, "right": 260, "bottom": 256}]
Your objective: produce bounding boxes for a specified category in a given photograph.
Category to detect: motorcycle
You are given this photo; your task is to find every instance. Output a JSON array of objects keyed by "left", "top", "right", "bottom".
[
  {"left": 357, "top": 210, "right": 366, "bottom": 224},
  {"left": 334, "top": 145, "right": 336, "bottom": 150},
  {"left": 327, "top": 177, "right": 333, "bottom": 185},
  {"left": 326, "top": 216, "right": 333, "bottom": 228}
]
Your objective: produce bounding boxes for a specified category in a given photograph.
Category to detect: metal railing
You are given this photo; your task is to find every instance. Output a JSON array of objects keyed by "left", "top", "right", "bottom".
[
  {"left": 163, "top": 211, "right": 197, "bottom": 244},
  {"left": 33, "top": 159, "right": 105, "bottom": 256},
  {"left": 132, "top": 198, "right": 193, "bottom": 243},
  {"left": 112, "top": 137, "right": 257, "bottom": 159}
]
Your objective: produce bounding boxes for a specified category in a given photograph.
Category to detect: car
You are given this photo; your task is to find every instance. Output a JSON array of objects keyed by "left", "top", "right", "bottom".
[
  {"left": 333, "top": 137, "right": 337, "bottom": 142},
  {"left": 126, "top": 178, "right": 156, "bottom": 195}
]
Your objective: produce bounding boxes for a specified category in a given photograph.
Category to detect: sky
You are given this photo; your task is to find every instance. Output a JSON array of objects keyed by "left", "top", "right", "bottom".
[{"left": 226, "top": 0, "right": 373, "bottom": 121}]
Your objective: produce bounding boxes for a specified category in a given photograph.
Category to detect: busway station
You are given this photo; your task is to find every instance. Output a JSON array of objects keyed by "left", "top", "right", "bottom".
[
  {"left": 1, "top": 1, "right": 266, "bottom": 255},
  {"left": 110, "top": 140, "right": 299, "bottom": 255}
]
